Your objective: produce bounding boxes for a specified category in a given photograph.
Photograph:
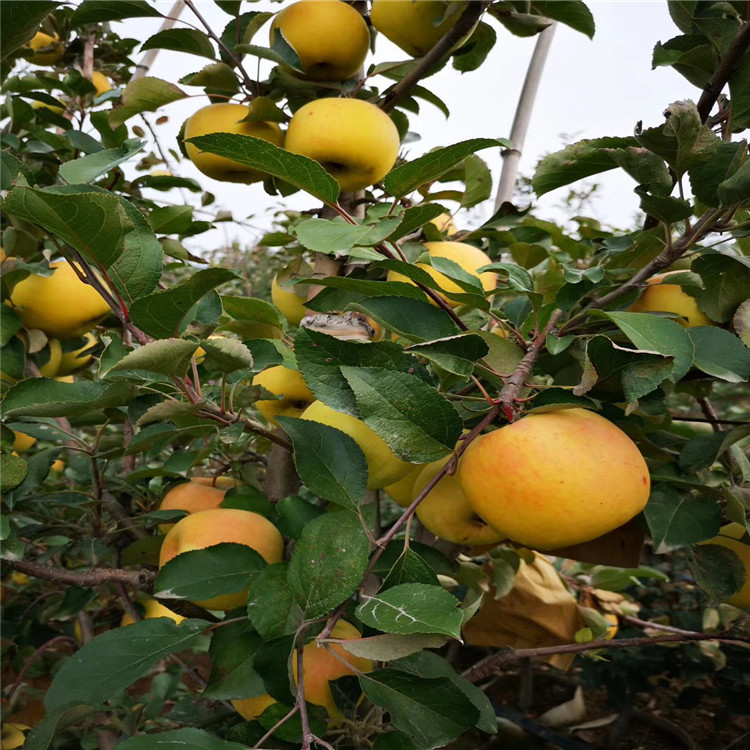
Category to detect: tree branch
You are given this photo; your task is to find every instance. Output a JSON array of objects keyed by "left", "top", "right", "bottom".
[
  {"left": 4, "top": 559, "right": 155, "bottom": 590},
  {"left": 696, "top": 21, "right": 750, "bottom": 123},
  {"left": 462, "top": 631, "right": 750, "bottom": 683},
  {"left": 380, "top": 2, "right": 490, "bottom": 114}
]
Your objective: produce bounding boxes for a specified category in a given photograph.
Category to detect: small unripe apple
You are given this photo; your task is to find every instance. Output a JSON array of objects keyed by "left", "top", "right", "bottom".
[
  {"left": 628, "top": 272, "right": 713, "bottom": 327},
  {"left": 701, "top": 523, "right": 750, "bottom": 609},
  {"left": 386, "top": 241, "right": 496, "bottom": 308},
  {"left": 184, "top": 102, "right": 284, "bottom": 183},
  {"left": 270, "top": 0, "right": 370, "bottom": 81},
  {"left": 414, "top": 457, "right": 505, "bottom": 546},
  {"left": 460, "top": 408, "right": 651, "bottom": 549},
  {"left": 9, "top": 261, "right": 111, "bottom": 339},
  {"left": 292, "top": 621, "right": 373, "bottom": 721},
  {"left": 253, "top": 365, "right": 316, "bottom": 424},
  {"left": 285, "top": 98, "right": 400, "bottom": 192},
  {"left": 300, "top": 400, "right": 413, "bottom": 490},
  {"left": 158, "top": 508, "right": 284, "bottom": 610}
]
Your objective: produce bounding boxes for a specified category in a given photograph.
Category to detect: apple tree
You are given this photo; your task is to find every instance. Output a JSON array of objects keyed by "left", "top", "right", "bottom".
[{"left": 1, "top": 1, "right": 749, "bottom": 748}]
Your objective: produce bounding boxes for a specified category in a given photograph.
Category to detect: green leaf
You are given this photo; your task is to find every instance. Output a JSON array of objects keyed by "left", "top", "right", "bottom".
[
  {"left": 294, "top": 327, "right": 415, "bottom": 414},
  {"left": 71, "top": 0, "right": 163, "bottom": 26},
  {"left": 532, "top": 137, "right": 637, "bottom": 196},
  {"left": 1, "top": 150, "right": 36, "bottom": 190},
  {"left": 247, "top": 563, "right": 303, "bottom": 639},
  {"left": 180, "top": 62, "right": 239, "bottom": 92},
  {"left": 689, "top": 544, "right": 747, "bottom": 606},
  {"left": 199, "top": 337, "right": 254, "bottom": 374},
  {"left": 2, "top": 379, "right": 133, "bottom": 419},
  {"left": 277, "top": 416, "right": 367, "bottom": 511},
  {"left": 383, "top": 139, "right": 508, "bottom": 199},
  {"left": 109, "top": 76, "right": 187, "bottom": 129},
  {"left": 644, "top": 486, "right": 720, "bottom": 553},
  {"left": 529, "top": 1, "right": 595, "bottom": 38},
  {"left": 717, "top": 155, "right": 750, "bottom": 205},
  {"left": 287, "top": 512, "right": 370, "bottom": 620},
  {"left": 148, "top": 204, "right": 194, "bottom": 234},
  {"left": 652, "top": 34, "right": 716, "bottom": 88},
  {"left": 276, "top": 495, "right": 325, "bottom": 539},
  {"left": 340, "top": 633, "right": 447, "bottom": 663},
  {"left": 109, "top": 339, "right": 199, "bottom": 377},
  {"left": 3, "top": 186, "right": 133, "bottom": 268},
  {"left": 1, "top": 453, "right": 28, "bottom": 492},
  {"left": 387, "top": 204, "right": 445, "bottom": 241},
  {"left": 360, "top": 669, "right": 479, "bottom": 750},
  {"left": 204, "top": 620, "right": 264, "bottom": 700},
  {"left": 606, "top": 147, "right": 673, "bottom": 196},
  {"left": 0, "top": 1, "right": 58, "bottom": 60},
  {"left": 341, "top": 367, "right": 463, "bottom": 463},
  {"left": 351, "top": 297, "right": 461, "bottom": 343},
  {"left": 728, "top": 42, "right": 750, "bottom": 132},
  {"left": 293, "top": 217, "right": 402, "bottom": 255},
  {"left": 636, "top": 189, "right": 693, "bottom": 224},
  {"left": 691, "top": 253, "right": 750, "bottom": 322},
  {"left": 480, "top": 262, "right": 534, "bottom": 292},
  {"left": 357, "top": 584, "right": 463, "bottom": 639},
  {"left": 452, "top": 21, "right": 497, "bottom": 73},
  {"left": 141, "top": 28, "right": 217, "bottom": 59},
  {"left": 58, "top": 139, "right": 144, "bottom": 185},
  {"left": 115, "top": 728, "right": 249, "bottom": 750},
  {"left": 679, "top": 424, "right": 750, "bottom": 473},
  {"left": 601, "top": 311, "right": 694, "bottom": 381},
  {"left": 22, "top": 704, "right": 101, "bottom": 750},
  {"left": 154, "top": 543, "right": 267, "bottom": 603},
  {"left": 405, "top": 334, "right": 489, "bottom": 378},
  {"left": 688, "top": 141, "right": 745, "bottom": 207},
  {"left": 130, "top": 268, "right": 237, "bottom": 339},
  {"left": 186, "top": 133, "right": 340, "bottom": 206},
  {"left": 688, "top": 326, "right": 750, "bottom": 382},
  {"left": 44, "top": 618, "right": 205, "bottom": 711},
  {"left": 588, "top": 565, "right": 668, "bottom": 592}
]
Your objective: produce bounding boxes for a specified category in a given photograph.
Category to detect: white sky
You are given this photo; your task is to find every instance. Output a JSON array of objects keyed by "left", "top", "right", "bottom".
[{"left": 112, "top": 1, "right": 689, "bottom": 253}]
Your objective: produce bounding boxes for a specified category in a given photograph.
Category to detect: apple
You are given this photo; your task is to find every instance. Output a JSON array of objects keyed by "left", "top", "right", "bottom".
[
  {"left": 285, "top": 98, "right": 401, "bottom": 192},
  {"left": 459, "top": 408, "right": 651, "bottom": 549},
  {"left": 158, "top": 508, "right": 284, "bottom": 610},
  {"left": 253, "top": 365, "right": 316, "bottom": 424},
  {"left": 383, "top": 464, "right": 425, "bottom": 507},
  {"left": 429, "top": 212, "right": 458, "bottom": 236},
  {"left": 31, "top": 100, "right": 64, "bottom": 115},
  {"left": 50, "top": 458, "right": 65, "bottom": 474},
  {"left": 26, "top": 31, "right": 64, "bottom": 65},
  {"left": 300, "top": 400, "right": 413, "bottom": 490},
  {"left": 12, "top": 431, "right": 36, "bottom": 453},
  {"left": 158, "top": 479, "right": 230, "bottom": 533},
  {"left": 292, "top": 620, "right": 373, "bottom": 720},
  {"left": 414, "top": 458, "right": 505, "bottom": 546},
  {"left": 702, "top": 523, "right": 750, "bottom": 608},
  {"left": 270, "top": 0, "right": 369, "bottom": 81},
  {"left": 120, "top": 597, "right": 186, "bottom": 627},
  {"left": 184, "top": 102, "right": 284, "bottom": 183},
  {"left": 370, "top": 0, "right": 467, "bottom": 57},
  {"left": 91, "top": 71, "right": 111, "bottom": 96},
  {"left": 232, "top": 693, "right": 277, "bottom": 721},
  {"left": 386, "top": 241, "right": 497, "bottom": 308},
  {"left": 36, "top": 339, "right": 63, "bottom": 378},
  {"left": 9, "top": 261, "right": 111, "bottom": 340},
  {"left": 1, "top": 722, "right": 30, "bottom": 749},
  {"left": 191, "top": 476, "right": 239, "bottom": 490},
  {"left": 57, "top": 333, "right": 97, "bottom": 376},
  {"left": 272, "top": 271, "right": 309, "bottom": 327},
  {"left": 604, "top": 613, "right": 619, "bottom": 639},
  {"left": 628, "top": 272, "right": 713, "bottom": 327}
]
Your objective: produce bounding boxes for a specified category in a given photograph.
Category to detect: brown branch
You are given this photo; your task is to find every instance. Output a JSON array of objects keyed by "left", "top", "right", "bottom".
[
  {"left": 462, "top": 631, "right": 750, "bottom": 683},
  {"left": 380, "top": 2, "right": 490, "bottom": 114},
  {"left": 4, "top": 559, "right": 155, "bottom": 590},
  {"left": 696, "top": 21, "right": 750, "bottom": 123},
  {"left": 5, "top": 635, "right": 76, "bottom": 703}
]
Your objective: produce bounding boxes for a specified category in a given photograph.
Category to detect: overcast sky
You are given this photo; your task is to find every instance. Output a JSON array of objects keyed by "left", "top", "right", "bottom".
[{"left": 113, "top": 1, "right": 690, "bottom": 252}]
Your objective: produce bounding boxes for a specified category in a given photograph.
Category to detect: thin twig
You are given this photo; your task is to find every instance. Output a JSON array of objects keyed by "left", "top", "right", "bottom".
[
  {"left": 620, "top": 614, "right": 696, "bottom": 636},
  {"left": 5, "top": 635, "right": 76, "bottom": 703}
]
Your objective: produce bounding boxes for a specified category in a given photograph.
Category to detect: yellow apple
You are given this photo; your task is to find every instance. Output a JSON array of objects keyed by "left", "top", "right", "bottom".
[
  {"left": 604, "top": 613, "right": 618, "bottom": 639},
  {"left": 628, "top": 272, "right": 713, "bottom": 327},
  {"left": 414, "top": 457, "right": 505, "bottom": 546},
  {"left": 285, "top": 98, "right": 400, "bottom": 192},
  {"left": 37, "top": 338, "right": 62, "bottom": 378},
  {"left": 159, "top": 508, "right": 284, "bottom": 610},
  {"left": 383, "top": 464, "right": 425, "bottom": 507},
  {"left": 429, "top": 212, "right": 458, "bottom": 236},
  {"left": 10, "top": 572, "right": 30, "bottom": 586},
  {"left": 253, "top": 366, "right": 316, "bottom": 424},
  {"left": 1, "top": 722, "right": 30, "bottom": 750},
  {"left": 184, "top": 102, "right": 284, "bottom": 183},
  {"left": 9, "top": 261, "right": 111, "bottom": 339},
  {"left": 300, "top": 400, "right": 413, "bottom": 490},
  {"left": 55, "top": 375, "right": 74, "bottom": 383},
  {"left": 270, "top": 0, "right": 369, "bottom": 81},
  {"left": 192, "top": 475, "right": 239, "bottom": 490},
  {"left": 158, "top": 479, "right": 229, "bottom": 533},
  {"left": 12, "top": 431, "right": 36, "bottom": 453},
  {"left": 386, "top": 241, "right": 496, "bottom": 308},
  {"left": 91, "top": 71, "right": 111, "bottom": 96},
  {"left": 702, "top": 523, "right": 750, "bottom": 609},
  {"left": 31, "top": 99, "right": 64, "bottom": 115},
  {"left": 292, "top": 620, "right": 373, "bottom": 721},
  {"left": 26, "top": 31, "right": 64, "bottom": 65},
  {"left": 272, "top": 272, "right": 309, "bottom": 327},
  {"left": 57, "top": 333, "right": 97, "bottom": 375},
  {"left": 120, "top": 597, "right": 186, "bottom": 627},
  {"left": 371, "top": 0, "right": 466, "bottom": 57},
  {"left": 232, "top": 693, "right": 277, "bottom": 721},
  {"left": 50, "top": 458, "right": 65, "bottom": 474},
  {"left": 460, "top": 408, "right": 651, "bottom": 549}
]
